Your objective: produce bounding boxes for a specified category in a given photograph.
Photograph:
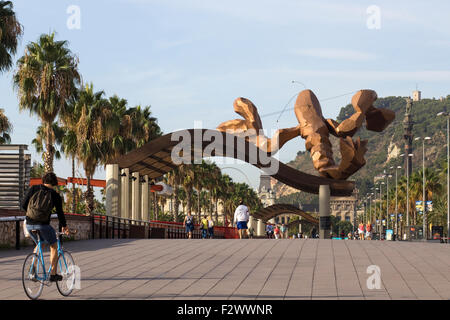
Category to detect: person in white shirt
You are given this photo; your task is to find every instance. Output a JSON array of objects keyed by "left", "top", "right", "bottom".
[{"left": 233, "top": 199, "right": 249, "bottom": 239}]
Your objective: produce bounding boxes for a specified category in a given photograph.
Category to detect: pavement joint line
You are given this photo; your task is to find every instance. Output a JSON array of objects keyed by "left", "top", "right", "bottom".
[
  {"left": 204, "top": 239, "right": 279, "bottom": 299},
  {"left": 130, "top": 239, "right": 233, "bottom": 299},
  {"left": 355, "top": 240, "right": 392, "bottom": 299},
  {"left": 285, "top": 239, "right": 316, "bottom": 299},
  {"left": 170, "top": 239, "right": 258, "bottom": 300},
  {"left": 364, "top": 241, "right": 414, "bottom": 299},
  {"left": 230, "top": 240, "right": 288, "bottom": 298},
  {"left": 70, "top": 239, "right": 191, "bottom": 296},
  {"left": 102, "top": 240, "right": 224, "bottom": 297},
  {"left": 256, "top": 240, "right": 299, "bottom": 299},
  {"left": 343, "top": 240, "right": 367, "bottom": 300},
  {"left": 150, "top": 239, "right": 250, "bottom": 299},
  {"left": 385, "top": 242, "right": 444, "bottom": 299}
]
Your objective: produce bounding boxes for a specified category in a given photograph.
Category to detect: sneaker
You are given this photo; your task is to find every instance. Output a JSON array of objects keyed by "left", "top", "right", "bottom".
[{"left": 49, "top": 274, "right": 63, "bottom": 282}]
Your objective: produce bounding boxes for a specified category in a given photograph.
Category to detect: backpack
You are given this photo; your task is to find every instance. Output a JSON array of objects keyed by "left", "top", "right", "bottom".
[{"left": 26, "top": 186, "right": 53, "bottom": 222}]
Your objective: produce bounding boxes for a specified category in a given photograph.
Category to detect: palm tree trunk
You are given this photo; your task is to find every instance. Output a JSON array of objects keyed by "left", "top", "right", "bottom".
[
  {"left": 197, "top": 190, "right": 201, "bottom": 221},
  {"left": 43, "top": 123, "right": 54, "bottom": 173},
  {"left": 174, "top": 187, "right": 179, "bottom": 222},
  {"left": 86, "top": 175, "right": 94, "bottom": 216}
]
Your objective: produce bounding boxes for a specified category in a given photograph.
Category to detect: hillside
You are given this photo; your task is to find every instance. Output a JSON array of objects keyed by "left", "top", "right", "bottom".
[{"left": 275, "top": 94, "right": 450, "bottom": 204}]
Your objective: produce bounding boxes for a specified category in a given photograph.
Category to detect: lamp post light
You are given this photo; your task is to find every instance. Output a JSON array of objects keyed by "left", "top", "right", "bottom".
[
  {"left": 415, "top": 136, "right": 432, "bottom": 241},
  {"left": 386, "top": 173, "right": 392, "bottom": 231},
  {"left": 400, "top": 153, "right": 414, "bottom": 235},
  {"left": 380, "top": 180, "right": 385, "bottom": 239},
  {"left": 437, "top": 111, "right": 450, "bottom": 244},
  {"left": 391, "top": 165, "right": 402, "bottom": 240}
]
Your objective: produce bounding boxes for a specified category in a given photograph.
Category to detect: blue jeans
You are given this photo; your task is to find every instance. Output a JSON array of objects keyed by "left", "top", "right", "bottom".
[
  {"left": 26, "top": 223, "right": 57, "bottom": 245},
  {"left": 201, "top": 229, "right": 207, "bottom": 239}
]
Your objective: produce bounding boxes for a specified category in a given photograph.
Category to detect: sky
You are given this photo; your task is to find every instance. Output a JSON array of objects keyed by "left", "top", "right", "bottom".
[{"left": 1, "top": 0, "right": 450, "bottom": 190}]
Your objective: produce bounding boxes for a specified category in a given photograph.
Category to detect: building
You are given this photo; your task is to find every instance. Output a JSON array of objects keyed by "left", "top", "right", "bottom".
[
  {"left": 412, "top": 90, "right": 421, "bottom": 102},
  {"left": 330, "top": 189, "right": 358, "bottom": 224}
]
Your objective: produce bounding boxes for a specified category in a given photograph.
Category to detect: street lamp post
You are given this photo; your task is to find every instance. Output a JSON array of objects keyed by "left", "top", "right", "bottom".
[
  {"left": 391, "top": 165, "right": 402, "bottom": 240},
  {"left": 437, "top": 111, "right": 450, "bottom": 244},
  {"left": 386, "top": 173, "right": 392, "bottom": 231},
  {"left": 415, "top": 136, "right": 431, "bottom": 241},
  {"left": 380, "top": 181, "right": 385, "bottom": 239},
  {"left": 400, "top": 153, "right": 414, "bottom": 238}
]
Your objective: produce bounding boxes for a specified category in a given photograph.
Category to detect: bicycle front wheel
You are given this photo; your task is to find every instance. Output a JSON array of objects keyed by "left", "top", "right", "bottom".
[
  {"left": 22, "top": 253, "right": 44, "bottom": 300},
  {"left": 56, "top": 250, "right": 76, "bottom": 296}
]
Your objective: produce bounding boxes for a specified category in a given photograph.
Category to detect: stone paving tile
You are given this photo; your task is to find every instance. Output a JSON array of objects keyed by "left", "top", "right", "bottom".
[{"left": 1, "top": 239, "right": 449, "bottom": 300}]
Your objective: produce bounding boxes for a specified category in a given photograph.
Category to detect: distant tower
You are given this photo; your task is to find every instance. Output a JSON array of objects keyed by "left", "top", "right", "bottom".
[
  {"left": 412, "top": 85, "right": 421, "bottom": 102},
  {"left": 412, "top": 90, "right": 421, "bottom": 102},
  {"left": 403, "top": 97, "right": 414, "bottom": 176}
]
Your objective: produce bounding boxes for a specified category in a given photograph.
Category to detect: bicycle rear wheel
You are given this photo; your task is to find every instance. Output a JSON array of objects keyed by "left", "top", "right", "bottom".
[
  {"left": 56, "top": 250, "right": 76, "bottom": 296},
  {"left": 22, "top": 253, "right": 44, "bottom": 300}
]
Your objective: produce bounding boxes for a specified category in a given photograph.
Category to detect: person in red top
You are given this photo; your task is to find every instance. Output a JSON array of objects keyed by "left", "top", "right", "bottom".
[
  {"left": 274, "top": 225, "right": 281, "bottom": 239},
  {"left": 358, "top": 222, "right": 365, "bottom": 240}
]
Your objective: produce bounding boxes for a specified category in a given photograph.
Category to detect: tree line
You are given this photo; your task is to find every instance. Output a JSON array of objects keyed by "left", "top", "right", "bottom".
[{"left": 1, "top": 1, "right": 262, "bottom": 224}]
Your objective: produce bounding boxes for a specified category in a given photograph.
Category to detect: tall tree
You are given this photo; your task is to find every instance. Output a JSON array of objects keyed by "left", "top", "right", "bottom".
[
  {"left": 0, "top": 1, "right": 22, "bottom": 73},
  {"left": 14, "top": 32, "right": 80, "bottom": 173}
]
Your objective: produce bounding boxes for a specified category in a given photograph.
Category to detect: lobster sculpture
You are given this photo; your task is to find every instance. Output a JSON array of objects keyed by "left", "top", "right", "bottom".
[{"left": 217, "top": 89, "right": 395, "bottom": 180}]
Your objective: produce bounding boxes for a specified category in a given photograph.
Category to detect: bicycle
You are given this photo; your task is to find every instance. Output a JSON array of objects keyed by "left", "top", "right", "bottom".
[{"left": 22, "top": 229, "right": 77, "bottom": 300}]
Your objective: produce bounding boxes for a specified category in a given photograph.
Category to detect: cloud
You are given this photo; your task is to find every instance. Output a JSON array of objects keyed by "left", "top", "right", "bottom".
[{"left": 291, "top": 48, "right": 378, "bottom": 61}]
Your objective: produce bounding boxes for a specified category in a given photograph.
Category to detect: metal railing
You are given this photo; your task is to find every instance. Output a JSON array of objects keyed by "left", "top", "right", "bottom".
[{"left": 0, "top": 213, "right": 239, "bottom": 250}]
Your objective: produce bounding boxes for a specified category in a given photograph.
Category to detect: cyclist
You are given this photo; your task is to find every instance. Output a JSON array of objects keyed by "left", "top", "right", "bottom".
[{"left": 21, "top": 172, "right": 70, "bottom": 282}]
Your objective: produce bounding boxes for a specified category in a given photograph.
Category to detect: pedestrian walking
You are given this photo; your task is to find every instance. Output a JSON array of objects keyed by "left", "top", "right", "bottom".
[
  {"left": 274, "top": 225, "right": 281, "bottom": 239},
  {"left": 358, "top": 222, "right": 365, "bottom": 240},
  {"left": 207, "top": 215, "right": 214, "bottom": 239},
  {"left": 200, "top": 216, "right": 208, "bottom": 239},
  {"left": 248, "top": 226, "right": 254, "bottom": 239},
  {"left": 280, "top": 224, "right": 287, "bottom": 239},
  {"left": 183, "top": 212, "right": 195, "bottom": 239},
  {"left": 233, "top": 199, "right": 249, "bottom": 239},
  {"left": 266, "top": 224, "right": 274, "bottom": 238},
  {"left": 365, "top": 222, "right": 372, "bottom": 240}
]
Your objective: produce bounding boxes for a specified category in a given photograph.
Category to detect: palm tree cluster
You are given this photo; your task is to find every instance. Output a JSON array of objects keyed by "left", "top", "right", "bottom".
[
  {"left": 165, "top": 160, "right": 262, "bottom": 225},
  {"left": 364, "top": 166, "right": 446, "bottom": 235},
  {"left": 12, "top": 31, "right": 161, "bottom": 215},
  {"left": 0, "top": 1, "right": 22, "bottom": 144}
]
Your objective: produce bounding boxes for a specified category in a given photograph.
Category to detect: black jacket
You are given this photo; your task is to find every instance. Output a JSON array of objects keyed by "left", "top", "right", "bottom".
[{"left": 21, "top": 184, "right": 67, "bottom": 227}]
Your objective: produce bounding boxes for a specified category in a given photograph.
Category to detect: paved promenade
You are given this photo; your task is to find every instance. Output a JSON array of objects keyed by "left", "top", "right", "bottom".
[{"left": 0, "top": 239, "right": 449, "bottom": 300}]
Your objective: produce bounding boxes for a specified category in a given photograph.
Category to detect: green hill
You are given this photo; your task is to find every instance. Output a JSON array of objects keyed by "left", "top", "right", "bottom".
[{"left": 275, "top": 94, "right": 450, "bottom": 204}]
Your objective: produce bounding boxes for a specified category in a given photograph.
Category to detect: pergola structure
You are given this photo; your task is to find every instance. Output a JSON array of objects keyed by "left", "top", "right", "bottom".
[
  {"left": 250, "top": 204, "right": 318, "bottom": 236},
  {"left": 105, "top": 129, "right": 354, "bottom": 236}
]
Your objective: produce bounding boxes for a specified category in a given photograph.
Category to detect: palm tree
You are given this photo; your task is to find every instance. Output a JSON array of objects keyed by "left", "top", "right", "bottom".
[
  {"left": 31, "top": 122, "right": 65, "bottom": 162},
  {"left": 0, "top": 107, "right": 12, "bottom": 143},
  {"left": 179, "top": 164, "right": 195, "bottom": 216},
  {"left": 14, "top": 32, "right": 81, "bottom": 173},
  {"left": 69, "top": 83, "right": 108, "bottom": 215},
  {"left": 0, "top": 1, "right": 22, "bottom": 73}
]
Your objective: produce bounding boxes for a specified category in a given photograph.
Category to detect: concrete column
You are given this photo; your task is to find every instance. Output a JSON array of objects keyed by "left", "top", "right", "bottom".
[
  {"left": 131, "top": 172, "right": 141, "bottom": 222},
  {"left": 319, "top": 185, "right": 331, "bottom": 239},
  {"left": 106, "top": 164, "right": 120, "bottom": 217},
  {"left": 141, "top": 175, "right": 149, "bottom": 221},
  {"left": 257, "top": 219, "right": 265, "bottom": 237},
  {"left": 120, "top": 168, "right": 130, "bottom": 219}
]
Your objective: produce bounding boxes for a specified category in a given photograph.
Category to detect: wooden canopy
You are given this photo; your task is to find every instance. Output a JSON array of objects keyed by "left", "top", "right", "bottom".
[
  {"left": 110, "top": 129, "right": 355, "bottom": 196},
  {"left": 252, "top": 204, "right": 319, "bottom": 225}
]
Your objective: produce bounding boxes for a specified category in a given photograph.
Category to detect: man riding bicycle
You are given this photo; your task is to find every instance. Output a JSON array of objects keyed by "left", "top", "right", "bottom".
[{"left": 21, "top": 172, "right": 70, "bottom": 282}]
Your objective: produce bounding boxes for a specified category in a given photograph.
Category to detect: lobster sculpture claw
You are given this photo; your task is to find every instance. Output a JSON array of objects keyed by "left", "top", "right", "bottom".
[{"left": 217, "top": 89, "right": 395, "bottom": 180}]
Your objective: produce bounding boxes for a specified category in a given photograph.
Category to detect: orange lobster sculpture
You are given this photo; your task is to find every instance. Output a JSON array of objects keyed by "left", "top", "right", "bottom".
[{"left": 217, "top": 89, "right": 395, "bottom": 180}]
